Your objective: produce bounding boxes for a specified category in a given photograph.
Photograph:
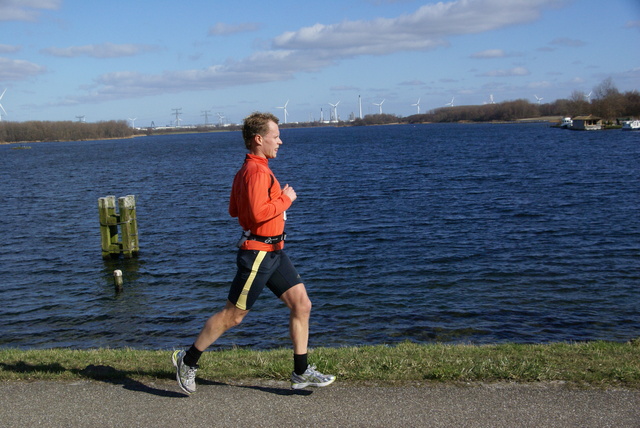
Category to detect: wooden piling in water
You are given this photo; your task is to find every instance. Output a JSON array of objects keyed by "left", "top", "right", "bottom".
[
  {"left": 99, "top": 196, "right": 119, "bottom": 259},
  {"left": 113, "top": 269, "right": 123, "bottom": 292},
  {"left": 118, "top": 195, "right": 139, "bottom": 259},
  {"left": 98, "top": 195, "right": 139, "bottom": 259}
]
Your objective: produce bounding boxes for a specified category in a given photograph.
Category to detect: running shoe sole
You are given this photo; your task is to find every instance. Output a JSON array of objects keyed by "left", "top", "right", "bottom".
[{"left": 172, "top": 350, "right": 195, "bottom": 394}]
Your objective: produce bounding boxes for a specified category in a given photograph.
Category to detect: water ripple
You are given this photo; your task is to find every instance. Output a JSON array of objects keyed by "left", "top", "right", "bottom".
[{"left": 1, "top": 125, "right": 639, "bottom": 349}]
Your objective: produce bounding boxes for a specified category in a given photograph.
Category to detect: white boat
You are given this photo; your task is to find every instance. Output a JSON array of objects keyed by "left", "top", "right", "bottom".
[
  {"left": 560, "top": 117, "right": 573, "bottom": 129},
  {"left": 622, "top": 120, "right": 640, "bottom": 131}
]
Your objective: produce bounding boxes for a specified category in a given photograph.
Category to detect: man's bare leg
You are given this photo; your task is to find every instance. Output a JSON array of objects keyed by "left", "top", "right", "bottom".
[
  {"left": 193, "top": 300, "right": 249, "bottom": 351},
  {"left": 280, "top": 283, "right": 312, "bottom": 355}
]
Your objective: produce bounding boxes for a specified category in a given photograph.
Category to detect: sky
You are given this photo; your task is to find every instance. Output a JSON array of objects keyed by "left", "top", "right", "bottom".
[{"left": 1, "top": 0, "right": 639, "bottom": 126}]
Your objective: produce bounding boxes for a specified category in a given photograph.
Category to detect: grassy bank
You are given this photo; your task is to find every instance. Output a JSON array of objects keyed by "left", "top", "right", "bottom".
[{"left": 1, "top": 341, "right": 639, "bottom": 388}]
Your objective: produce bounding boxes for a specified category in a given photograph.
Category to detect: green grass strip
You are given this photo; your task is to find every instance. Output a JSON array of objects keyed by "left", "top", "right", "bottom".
[{"left": 1, "top": 340, "right": 639, "bottom": 388}]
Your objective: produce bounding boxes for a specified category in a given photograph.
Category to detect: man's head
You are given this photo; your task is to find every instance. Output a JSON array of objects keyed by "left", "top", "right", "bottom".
[
  {"left": 242, "top": 112, "right": 279, "bottom": 149},
  {"left": 242, "top": 112, "right": 282, "bottom": 158}
]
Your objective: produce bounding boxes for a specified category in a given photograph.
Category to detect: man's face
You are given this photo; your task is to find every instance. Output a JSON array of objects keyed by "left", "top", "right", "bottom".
[{"left": 258, "top": 120, "right": 282, "bottom": 159}]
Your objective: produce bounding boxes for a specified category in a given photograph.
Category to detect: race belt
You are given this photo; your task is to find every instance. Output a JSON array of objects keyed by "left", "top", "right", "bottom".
[{"left": 247, "top": 232, "right": 287, "bottom": 244}]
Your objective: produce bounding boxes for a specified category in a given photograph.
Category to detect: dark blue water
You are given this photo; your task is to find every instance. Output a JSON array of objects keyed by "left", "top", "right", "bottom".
[{"left": 1, "top": 123, "right": 638, "bottom": 350}]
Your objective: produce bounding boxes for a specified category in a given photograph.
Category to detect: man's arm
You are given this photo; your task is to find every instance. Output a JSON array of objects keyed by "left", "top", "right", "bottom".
[{"left": 246, "top": 172, "right": 292, "bottom": 223}]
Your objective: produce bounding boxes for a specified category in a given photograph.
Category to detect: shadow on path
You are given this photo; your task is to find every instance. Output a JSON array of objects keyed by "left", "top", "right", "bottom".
[{"left": 0, "top": 361, "right": 312, "bottom": 398}]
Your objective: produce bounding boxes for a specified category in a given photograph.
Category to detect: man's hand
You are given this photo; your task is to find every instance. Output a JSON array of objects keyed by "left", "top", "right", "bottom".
[{"left": 282, "top": 184, "right": 297, "bottom": 202}]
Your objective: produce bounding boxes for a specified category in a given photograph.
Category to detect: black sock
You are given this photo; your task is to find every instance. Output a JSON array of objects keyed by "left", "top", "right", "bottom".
[
  {"left": 294, "top": 353, "right": 308, "bottom": 375},
  {"left": 184, "top": 344, "right": 203, "bottom": 367}
]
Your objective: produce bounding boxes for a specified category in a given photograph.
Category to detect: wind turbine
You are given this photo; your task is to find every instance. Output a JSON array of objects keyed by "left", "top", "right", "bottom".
[
  {"left": 534, "top": 95, "right": 543, "bottom": 105},
  {"left": 412, "top": 98, "right": 421, "bottom": 114},
  {"left": 128, "top": 117, "right": 137, "bottom": 128},
  {"left": 277, "top": 100, "right": 289, "bottom": 124},
  {"left": 328, "top": 101, "right": 340, "bottom": 122},
  {"left": 585, "top": 91, "right": 592, "bottom": 103},
  {"left": 217, "top": 112, "right": 225, "bottom": 126},
  {"left": 446, "top": 97, "right": 455, "bottom": 107},
  {"left": 0, "top": 89, "right": 6, "bottom": 121},
  {"left": 373, "top": 99, "right": 385, "bottom": 114}
]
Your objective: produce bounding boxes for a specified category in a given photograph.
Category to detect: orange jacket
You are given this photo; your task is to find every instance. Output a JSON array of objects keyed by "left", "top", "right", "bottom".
[{"left": 229, "top": 154, "right": 291, "bottom": 251}]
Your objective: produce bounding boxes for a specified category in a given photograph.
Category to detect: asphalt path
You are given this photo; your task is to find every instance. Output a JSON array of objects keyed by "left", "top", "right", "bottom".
[{"left": 1, "top": 379, "right": 638, "bottom": 427}]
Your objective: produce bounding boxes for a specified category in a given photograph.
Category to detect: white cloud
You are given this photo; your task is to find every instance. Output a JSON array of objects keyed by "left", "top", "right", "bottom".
[
  {"left": 0, "top": 44, "right": 21, "bottom": 54},
  {"left": 41, "top": 43, "right": 159, "bottom": 58},
  {"left": 273, "top": 0, "right": 566, "bottom": 56},
  {"left": 73, "top": 49, "right": 339, "bottom": 103},
  {"left": 482, "top": 67, "right": 530, "bottom": 77},
  {"left": 72, "top": 0, "right": 569, "bottom": 102},
  {"left": 400, "top": 80, "right": 426, "bottom": 86},
  {"left": 0, "top": 57, "right": 47, "bottom": 80},
  {"left": 366, "top": 0, "right": 415, "bottom": 4},
  {"left": 471, "top": 49, "right": 507, "bottom": 59},
  {"left": 625, "top": 20, "right": 640, "bottom": 30},
  {"left": 528, "top": 81, "right": 553, "bottom": 89},
  {"left": 600, "top": 67, "right": 640, "bottom": 91},
  {"left": 208, "top": 22, "right": 262, "bottom": 36},
  {"left": 0, "top": 0, "right": 60, "bottom": 21},
  {"left": 331, "top": 85, "right": 360, "bottom": 91},
  {"left": 549, "top": 37, "right": 587, "bottom": 47}
]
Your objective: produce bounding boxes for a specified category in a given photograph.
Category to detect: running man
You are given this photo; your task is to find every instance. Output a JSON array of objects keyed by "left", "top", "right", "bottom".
[{"left": 172, "top": 112, "right": 335, "bottom": 393}]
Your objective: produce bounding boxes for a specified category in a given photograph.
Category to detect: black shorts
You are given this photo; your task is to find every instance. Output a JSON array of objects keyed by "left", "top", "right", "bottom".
[{"left": 228, "top": 249, "right": 302, "bottom": 310}]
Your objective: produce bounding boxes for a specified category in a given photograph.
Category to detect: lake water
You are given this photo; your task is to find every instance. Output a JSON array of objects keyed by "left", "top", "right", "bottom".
[{"left": 1, "top": 123, "right": 638, "bottom": 350}]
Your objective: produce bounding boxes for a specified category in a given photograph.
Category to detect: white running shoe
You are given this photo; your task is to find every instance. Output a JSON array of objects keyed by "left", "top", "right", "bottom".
[
  {"left": 172, "top": 349, "right": 198, "bottom": 394},
  {"left": 290, "top": 364, "right": 336, "bottom": 389}
]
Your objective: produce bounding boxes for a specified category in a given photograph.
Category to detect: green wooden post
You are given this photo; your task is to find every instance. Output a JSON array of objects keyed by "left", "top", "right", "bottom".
[
  {"left": 99, "top": 195, "right": 139, "bottom": 259},
  {"left": 118, "top": 195, "right": 139, "bottom": 258},
  {"left": 98, "top": 196, "right": 120, "bottom": 259}
]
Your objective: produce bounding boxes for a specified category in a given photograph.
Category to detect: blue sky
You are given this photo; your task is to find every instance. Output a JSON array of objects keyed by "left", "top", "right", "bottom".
[{"left": 1, "top": 0, "right": 639, "bottom": 126}]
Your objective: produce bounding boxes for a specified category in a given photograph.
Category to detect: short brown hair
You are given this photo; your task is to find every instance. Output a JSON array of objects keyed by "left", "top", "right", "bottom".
[{"left": 242, "top": 112, "right": 279, "bottom": 150}]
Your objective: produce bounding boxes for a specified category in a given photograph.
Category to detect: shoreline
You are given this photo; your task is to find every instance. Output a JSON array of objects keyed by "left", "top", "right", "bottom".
[
  {"left": 0, "top": 120, "right": 560, "bottom": 145},
  {"left": 2, "top": 340, "right": 639, "bottom": 388}
]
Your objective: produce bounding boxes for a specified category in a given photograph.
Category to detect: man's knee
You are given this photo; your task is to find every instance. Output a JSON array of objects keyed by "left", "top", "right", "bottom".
[
  {"left": 299, "top": 294, "right": 312, "bottom": 314},
  {"left": 219, "top": 302, "right": 249, "bottom": 328},
  {"left": 286, "top": 283, "right": 312, "bottom": 314}
]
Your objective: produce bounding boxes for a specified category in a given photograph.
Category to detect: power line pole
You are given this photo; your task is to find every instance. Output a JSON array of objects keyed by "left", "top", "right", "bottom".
[
  {"left": 172, "top": 108, "right": 182, "bottom": 127},
  {"left": 201, "top": 110, "right": 211, "bottom": 126}
]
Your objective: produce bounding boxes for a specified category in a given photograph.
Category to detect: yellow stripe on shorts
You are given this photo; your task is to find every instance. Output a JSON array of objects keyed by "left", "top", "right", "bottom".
[{"left": 236, "top": 251, "right": 267, "bottom": 310}]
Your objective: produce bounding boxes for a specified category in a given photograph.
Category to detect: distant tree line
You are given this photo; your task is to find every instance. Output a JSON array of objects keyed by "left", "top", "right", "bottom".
[
  {"left": 0, "top": 120, "right": 133, "bottom": 143},
  {"left": 352, "top": 113, "right": 403, "bottom": 126},
  {"left": 361, "top": 78, "right": 640, "bottom": 126},
  {"left": 143, "top": 125, "right": 241, "bottom": 136},
  {"left": 2, "top": 78, "right": 638, "bottom": 143}
]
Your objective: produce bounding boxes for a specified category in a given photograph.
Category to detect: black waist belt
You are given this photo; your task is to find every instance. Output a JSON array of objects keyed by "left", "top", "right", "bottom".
[{"left": 247, "top": 232, "right": 286, "bottom": 245}]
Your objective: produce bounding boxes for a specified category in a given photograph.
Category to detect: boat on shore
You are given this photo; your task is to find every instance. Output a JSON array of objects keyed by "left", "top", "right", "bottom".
[
  {"left": 560, "top": 117, "right": 573, "bottom": 129},
  {"left": 622, "top": 120, "right": 640, "bottom": 131},
  {"left": 554, "top": 115, "right": 603, "bottom": 131}
]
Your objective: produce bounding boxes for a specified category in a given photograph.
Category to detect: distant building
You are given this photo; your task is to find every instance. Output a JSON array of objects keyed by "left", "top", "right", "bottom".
[{"left": 571, "top": 115, "right": 602, "bottom": 131}]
